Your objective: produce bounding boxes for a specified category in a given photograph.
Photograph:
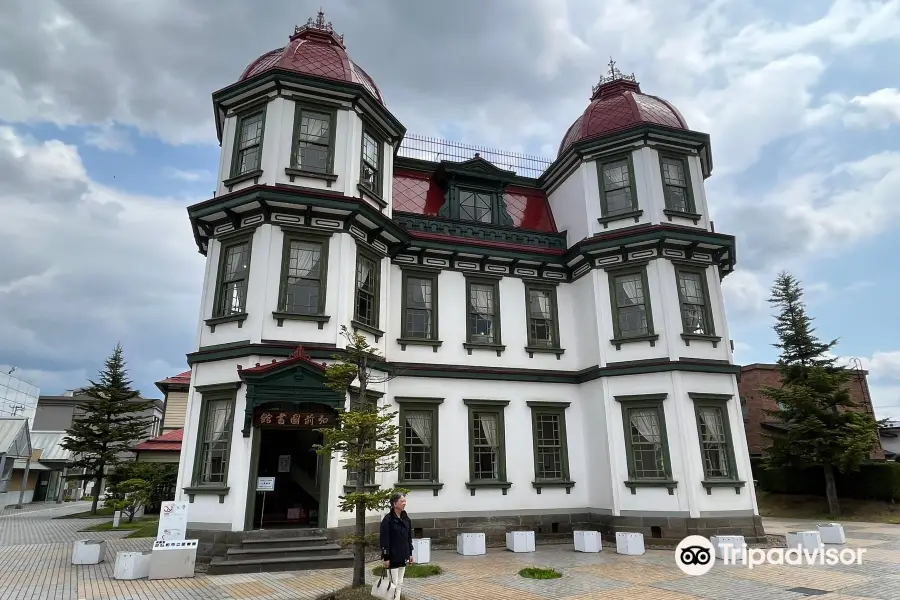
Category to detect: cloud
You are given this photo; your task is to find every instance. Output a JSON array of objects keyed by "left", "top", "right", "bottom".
[
  {"left": 0, "top": 125, "right": 203, "bottom": 396},
  {"left": 163, "top": 167, "right": 214, "bottom": 182},
  {"left": 846, "top": 88, "right": 900, "bottom": 128},
  {"left": 83, "top": 123, "right": 134, "bottom": 154}
]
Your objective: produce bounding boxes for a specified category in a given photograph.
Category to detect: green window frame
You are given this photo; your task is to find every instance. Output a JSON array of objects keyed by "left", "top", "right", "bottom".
[
  {"left": 689, "top": 393, "right": 745, "bottom": 494},
  {"left": 291, "top": 103, "right": 336, "bottom": 174},
  {"left": 659, "top": 153, "right": 696, "bottom": 213},
  {"left": 528, "top": 401, "right": 574, "bottom": 494},
  {"left": 674, "top": 264, "right": 721, "bottom": 347},
  {"left": 359, "top": 125, "right": 384, "bottom": 198},
  {"left": 606, "top": 264, "right": 658, "bottom": 349},
  {"left": 615, "top": 394, "right": 677, "bottom": 494},
  {"left": 273, "top": 231, "right": 331, "bottom": 328},
  {"left": 596, "top": 153, "right": 641, "bottom": 227},
  {"left": 352, "top": 246, "right": 383, "bottom": 337},
  {"left": 398, "top": 268, "right": 441, "bottom": 350},
  {"left": 206, "top": 233, "right": 253, "bottom": 331},
  {"left": 464, "top": 399, "right": 510, "bottom": 495},
  {"left": 185, "top": 383, "right": 239, "bottom": 503},
  {"left": 524, "top": 281, "right": 564, "bottom": 358},
  {"left": 230, "top": 108, "right": 266, "bottom": 178},
  {"left": 464, "top": 275, "right": 505, "bottom": 356},
  {"left": 396, "top": 397, "right": 444, "bottom": 496}
]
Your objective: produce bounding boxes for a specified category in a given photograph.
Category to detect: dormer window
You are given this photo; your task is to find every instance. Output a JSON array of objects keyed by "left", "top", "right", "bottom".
[
  {"left": 435, "top": 156, "right": 515, "bottom": 227},
  {"left": 460, "top": 190, "right": 493, "bottom": 223}
]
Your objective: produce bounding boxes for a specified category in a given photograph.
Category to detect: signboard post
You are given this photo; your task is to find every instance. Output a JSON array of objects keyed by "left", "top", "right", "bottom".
[
  {"left": 256, "top": 477, "right": 275, "bottom": 529},
  {"left": 156, "top": 501, "right": 189, "bottom": 542}
]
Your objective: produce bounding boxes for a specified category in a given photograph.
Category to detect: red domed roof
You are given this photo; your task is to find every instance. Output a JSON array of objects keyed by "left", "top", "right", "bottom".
[
  {"left": 238, "top": 11, "right": 384, "bottom": 105},
  {"left": 558, "top": 63, "right": 687, "bottom": 156}
]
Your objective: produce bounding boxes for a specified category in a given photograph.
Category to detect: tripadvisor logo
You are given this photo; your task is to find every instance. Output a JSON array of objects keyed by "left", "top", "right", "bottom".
[
  {"left": 675, "top": 536, "right": 715, "bottom": 576},
  {"left": 675, "top": 535, "right": 867, "bottom": 575}
]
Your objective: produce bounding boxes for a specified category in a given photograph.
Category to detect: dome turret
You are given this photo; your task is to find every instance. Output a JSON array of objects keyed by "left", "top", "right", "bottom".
[
  {"left": 237, "top": 10, "right": 384, "bottom": 104},
  {"left": 558, "top": 59, "right": 687, "bottom": 156}
]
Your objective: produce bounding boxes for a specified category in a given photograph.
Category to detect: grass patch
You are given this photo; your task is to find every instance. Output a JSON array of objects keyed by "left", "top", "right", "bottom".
[
  {"left": 125, "top": 519, "right": 160, "bottom": 538},
  {"left": 54, "top": 506, "right": 116, "bottom": 519},
  {"left": 315, "top": 586, "right": 409, "bottom": 600},
  {"left": 519, "top": 566, "right": 562, "bottom": 579},
  {"left": 371, "top": 563, "right": 442, "bottom": 578},
  {"left": 80, "top": 516, "right": 159, "bottom": 538},
  {"left": 756, "top": 490, "right": 900, "bottom": 524}
]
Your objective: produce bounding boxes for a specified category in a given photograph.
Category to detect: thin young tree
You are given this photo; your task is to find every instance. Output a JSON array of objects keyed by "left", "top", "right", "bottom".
[
  {"left": 760, "top": 272, "right": 878, "bottom": 516},
  {"left": 60, "top": 344, "right": 156, "bottom": 514},
  {"left": 313, "top": 326, "right": 404, "bottom": 588}
]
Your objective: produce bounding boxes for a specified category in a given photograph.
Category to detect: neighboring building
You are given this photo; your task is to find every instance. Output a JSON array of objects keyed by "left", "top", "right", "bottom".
[
  {"left": 33, "top": 391, "right": 165, "bottom": 498},
  {"left": 739, "top": 363, "right": 885, "bottom": 460},
  {"left": 177, "top": 12, "right": 761, "bottom": 554},
  {"left": 155, "top": 371, "right": 191, "bottom": 432},
  {"left": 0, "top": 418, "right": 31, "bottom": 510},
  {"left": 0, "top": 371, "right": 39, "bottom": 428},
  {"left": 34, "top": 391, "right": 164, "bottom": 439},
  {"left": 133, "top": 428, "right": 183, "bottom": 464},
  {"left": 878, "top": 421, "right": 900, "bottom": 461}
]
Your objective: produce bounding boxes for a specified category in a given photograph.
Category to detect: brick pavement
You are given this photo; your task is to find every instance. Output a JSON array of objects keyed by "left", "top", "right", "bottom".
[
  {"left": 0, "top": 516, "right": 899, "bottom": 599},
  {"left": 0, "top": 501, "right": 132, "bottom": 547}
]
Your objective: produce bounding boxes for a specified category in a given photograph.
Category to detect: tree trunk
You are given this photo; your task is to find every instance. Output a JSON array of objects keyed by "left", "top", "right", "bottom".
[
  {"left": 352, "top": 360, "right": 368, "bottom": 588},
  {"left": 823, "top": 464, "right": 841, "bottom": 517},
  {"left": 91, "top": 471, "right": 103, "bottom": 514}
]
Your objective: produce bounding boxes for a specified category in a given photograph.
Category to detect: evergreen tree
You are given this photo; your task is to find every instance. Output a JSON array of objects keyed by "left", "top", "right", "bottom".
[
  {"left": 314, "top": 326, "right": 404, "bottom": 589},
  {"left": 760, "top": 272, "right": 878, "bottom": 516},
  {"left": 60, "top": 344, "right": 156, "bottom": 514}
]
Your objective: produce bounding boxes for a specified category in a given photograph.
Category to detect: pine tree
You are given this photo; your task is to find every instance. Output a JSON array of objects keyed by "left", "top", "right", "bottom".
[
  {"left": 313, "top": 326, "right": 404, "bottom": 588},
  {"left": 760, "top": 272, "right": 878, "bottom": 516},
  {"left": 60, "top": 344, "right": 157, "bottom": 514}
]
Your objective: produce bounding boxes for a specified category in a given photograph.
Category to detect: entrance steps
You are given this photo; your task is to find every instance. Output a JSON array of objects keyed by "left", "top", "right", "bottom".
[{"left": 208, "top": 528, "right": 352, "bottom": 575}]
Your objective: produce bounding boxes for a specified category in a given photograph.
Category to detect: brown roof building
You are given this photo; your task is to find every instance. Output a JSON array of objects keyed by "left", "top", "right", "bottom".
[{"left": 738, "top": 363, "right": 885, "bottom": 461}]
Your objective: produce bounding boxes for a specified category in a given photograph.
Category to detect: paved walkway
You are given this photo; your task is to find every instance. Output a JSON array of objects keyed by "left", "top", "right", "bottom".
[
  {"left": 0, "top": 501, "right": 132, "bottom": 547},
  {"left": 1, "top": 514, "right": 899, "bottom": 599}
]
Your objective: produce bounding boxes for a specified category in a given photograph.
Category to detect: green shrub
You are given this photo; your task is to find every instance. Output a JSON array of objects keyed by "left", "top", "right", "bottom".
[
  {"left": 371, "top": 564, "right": 442, "bottom": 578},
  {"left": 519, "top": 567, "right": 562, "bottom": 579},
  {"left": 753, "top": 459, "right": 900, "bottom": 501}
]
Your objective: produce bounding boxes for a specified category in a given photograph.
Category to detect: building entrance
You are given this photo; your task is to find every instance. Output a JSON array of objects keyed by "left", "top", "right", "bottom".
[{"left": 246, "top": 406, "right": 334, "bottom": 530}]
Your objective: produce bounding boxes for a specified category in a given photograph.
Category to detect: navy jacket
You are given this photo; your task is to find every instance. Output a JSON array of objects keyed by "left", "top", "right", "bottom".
[{"left": 379, "top": 510, "right": 413, "bottom": 568}]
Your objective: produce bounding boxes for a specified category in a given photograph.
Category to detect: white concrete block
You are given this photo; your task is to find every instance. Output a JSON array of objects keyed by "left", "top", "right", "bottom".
[
  {"left": 114, "top": 551, "right": 151, "bottom": 580},
  {"left": 574, "top": 530, "right": 602, "bottom": 553},
  {"left": 817, "top": 523, "right": 846, "bottom": 544},
  {"left": 786, "top": 530, "right": 824, "bottom": 552},
  {"left": 505, "top": 531, "right": 535, "bottom": 553},
  {"left": 710, "top": 535, "right": 745, "bottom": 560},
  {"left": 72, "top": 540, "right": 107, "bottom": 565},
  {"left": 148, "top": 540, "right": 197, "bottom": 579},
  {"left": 412, "top": 538, "right": 431, "bottom": 564},
  {"left": 615, "top": 532, "right": 644, "bottom": 555},
  {"left": 456, "top": 533, "right": 486, "bottom": 556}
]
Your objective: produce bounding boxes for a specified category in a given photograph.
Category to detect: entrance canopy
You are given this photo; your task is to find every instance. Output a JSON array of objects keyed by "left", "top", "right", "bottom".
[
  {"left": 237, "top": 346, "right": 345, "bottom": 436},
  {"left": 0, "top": 418, "right": 31, "bottom": 459}
]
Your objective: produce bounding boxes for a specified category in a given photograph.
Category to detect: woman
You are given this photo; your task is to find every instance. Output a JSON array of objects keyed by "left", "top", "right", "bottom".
[{"left": 379, "top": 492, "right": 414, "bottom": 586}]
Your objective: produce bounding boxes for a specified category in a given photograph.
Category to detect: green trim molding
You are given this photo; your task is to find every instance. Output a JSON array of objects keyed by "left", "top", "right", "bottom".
[{"left": 186, "top": 340, "right": 741, "bottom": 382}]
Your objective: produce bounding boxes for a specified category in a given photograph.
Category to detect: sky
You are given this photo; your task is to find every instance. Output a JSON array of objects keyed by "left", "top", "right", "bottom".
[{"left": 1, "top": 0, "right": 899, "bottom": 421}]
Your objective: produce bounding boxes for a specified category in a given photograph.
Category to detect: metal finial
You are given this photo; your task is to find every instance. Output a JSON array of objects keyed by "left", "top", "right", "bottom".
[
  {"left": 607, "top": 57, "right": 617, "bottom": 78},
  {"left": 315, "top": 9, "right": 326, "bottom": 28},
  {"left": 591, "top": 57, "right": 638, "bottom": 96}
]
